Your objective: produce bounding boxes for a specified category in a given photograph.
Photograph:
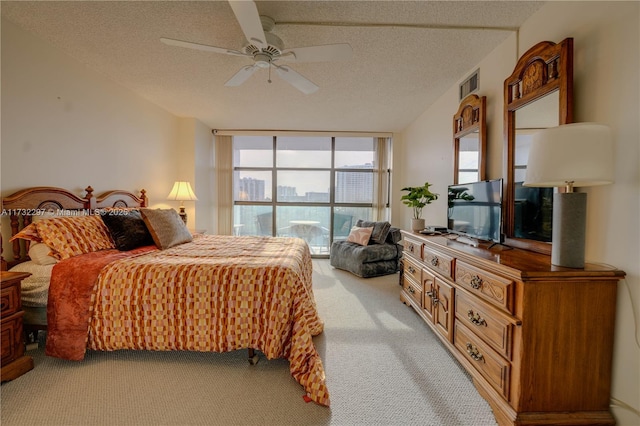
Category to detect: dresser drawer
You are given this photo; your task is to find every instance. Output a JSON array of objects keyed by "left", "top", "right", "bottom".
[
  {"left": 402, "top": 236, "right": 423, "bottom": 259},
  {"left": 455, "top": 292, "right": 515, "bottom": 359},
  {"left": 423, "top": 247, "right": 454, "bottom": 279},
  {"left": 403, "top": 256, "right": 422, "bottom": 284},
  {"left": 1, "top": 283, "right": 20, "bottom": 317},
  {"left": 455, "top": 261, "right": 514, "bottom": 314},
  {"left": 402, "top": 275, "right": 423, "bottom": 307},
  {"left": 454, "top": 322, "right": 510, "bottom": 400}
]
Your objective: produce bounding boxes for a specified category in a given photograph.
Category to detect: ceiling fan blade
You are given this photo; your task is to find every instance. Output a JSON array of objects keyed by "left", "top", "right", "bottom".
[
  {"left": 274, "top": 65, "right": 319, "bottom": 95},
  {"left": 225, "top": 65, "right": 259, "bottom": 87},
  {"left": 160, "top": 37, "right": 247, "bottom": 57},
  {"left": 228, "top": 0, "right": 266, "bottom": 48},
  {"left": 279, "top": 43, "right": 353, "bottom": 63}
]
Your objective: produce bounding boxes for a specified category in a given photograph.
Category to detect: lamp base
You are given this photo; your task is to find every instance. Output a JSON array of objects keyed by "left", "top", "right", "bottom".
[
  {"left": 179, "top": 207, "right": 187, "bottom": 225},
  {"left": 551, "top": 192, "right": 586, "bottom": 268}
]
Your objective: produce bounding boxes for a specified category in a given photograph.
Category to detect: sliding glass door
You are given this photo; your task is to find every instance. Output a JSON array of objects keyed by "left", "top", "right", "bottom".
[{"left": 232, "top": 135, "right": 388, "bottom": 256}]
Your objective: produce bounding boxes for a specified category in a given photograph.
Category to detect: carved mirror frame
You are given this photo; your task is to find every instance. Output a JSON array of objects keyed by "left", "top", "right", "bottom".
[
  {"left": 453, "top": 94, "right": 487, "bottom": 184},
  {"left": 503, "top": 38, "right": 574, "bottom": 254}
]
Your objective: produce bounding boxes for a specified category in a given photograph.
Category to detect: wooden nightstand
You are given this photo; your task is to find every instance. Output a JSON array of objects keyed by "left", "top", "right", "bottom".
[{"left": 1, "top": 271, "right": 34, "bottom": 382}]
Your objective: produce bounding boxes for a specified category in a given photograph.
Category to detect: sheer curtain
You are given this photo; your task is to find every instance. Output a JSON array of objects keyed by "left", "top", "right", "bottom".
[
  {"left": 373, "top": 137, "right": 392, "bottom": 221},
  {"left": 215, "top": 135, "right": 233, "bottom": 235}
]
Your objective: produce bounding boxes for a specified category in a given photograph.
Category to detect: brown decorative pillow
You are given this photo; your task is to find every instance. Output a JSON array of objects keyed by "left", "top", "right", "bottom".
[
  {"left": 140, "top": 208, "right": 192, "bottom": 250},
  {"left": 100, "top": 209, "right": 154, "bottom": 251},
  {"left": 356, "top": 220, "right": 392, "bottom": 245}
]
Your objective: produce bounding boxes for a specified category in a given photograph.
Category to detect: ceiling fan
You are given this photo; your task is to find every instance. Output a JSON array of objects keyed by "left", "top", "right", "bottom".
[{"left": 160, "top": 0, "right": 353, "bottom": 94}]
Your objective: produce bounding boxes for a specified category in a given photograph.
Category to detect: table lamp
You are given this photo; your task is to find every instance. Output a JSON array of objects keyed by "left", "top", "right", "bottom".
[
  {"left": 523, "top": 123, "right": 613, "bottom": 268},
  {"left": 167, "top": 181, "right": 198, "bottom": 225}
]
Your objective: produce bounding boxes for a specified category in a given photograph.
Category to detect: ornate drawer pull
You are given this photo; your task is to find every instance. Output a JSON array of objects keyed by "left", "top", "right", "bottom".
[
  {"left": 467, "top": 310, "right": 487, "bottom": 327},
  {"left": 430, "top": 257, "right": 439, "bottom": 267},
  {"left": 426, "top": 291, "right": 434, "bottom": 299},
  {"left": 466, "top": 343, "right": 484, "bottom": 362},
  {"left": 407, "top": 266, "right": 416, "bottom": 274},
  {"left": 470, "top": 275, "right": 483, "bottom": 289},
  {"left": 409, "top": 245, "right": 415, "bottom": 253},
  {"left": 407, "top": 286, "right": 415, "bottom": 294}
]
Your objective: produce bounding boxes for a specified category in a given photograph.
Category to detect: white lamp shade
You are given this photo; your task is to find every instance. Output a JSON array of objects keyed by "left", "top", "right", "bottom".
[
  {"left": 523, "top": 123, "right": 614, "bottom": 188},
  {"left": 167, "top": 181, "right": 198, "bottom": 201}
]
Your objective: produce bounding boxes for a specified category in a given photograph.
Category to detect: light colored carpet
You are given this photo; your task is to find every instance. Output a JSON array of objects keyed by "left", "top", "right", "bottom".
[{"left": 1, "top": 259, "right": 497, "bottom": 426}]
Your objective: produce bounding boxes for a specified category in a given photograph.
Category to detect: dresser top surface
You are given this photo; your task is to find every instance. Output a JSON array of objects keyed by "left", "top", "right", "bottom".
[{"left": 401, "top": 230, "right": 624, "bottom": 279}]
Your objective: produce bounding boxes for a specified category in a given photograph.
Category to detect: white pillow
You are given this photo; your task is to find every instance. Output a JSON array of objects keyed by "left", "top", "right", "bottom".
[
  {"left": 28, "top": 242, "right": 58, "bottom": 265},
  {"left": 346, "top": 226, "right": 374, "bottom": 246},
  {"left": 9, "top": 261, "right": 55, "bottom": 307}
]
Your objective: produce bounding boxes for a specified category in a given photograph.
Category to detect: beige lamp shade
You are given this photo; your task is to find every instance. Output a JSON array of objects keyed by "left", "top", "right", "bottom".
[
  {"left": 523, "top": 123, "right": 614, "bottom": 189},
  {"left": 167, "top": 181, "right": 198, "bottom": 201}
]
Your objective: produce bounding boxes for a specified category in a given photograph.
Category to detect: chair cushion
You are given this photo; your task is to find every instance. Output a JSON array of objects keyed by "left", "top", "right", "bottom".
[{"left": 330, "top": 240, "right": 399, "bottom": 264}]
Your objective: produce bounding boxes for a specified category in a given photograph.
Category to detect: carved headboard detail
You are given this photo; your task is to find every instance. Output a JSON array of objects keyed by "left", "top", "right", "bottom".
[
  {"left": 1, "top": 186, "right": 147, "bottom": 270},
  {"left": 96, "top": 189, "right": 147, "bottom": 210}
]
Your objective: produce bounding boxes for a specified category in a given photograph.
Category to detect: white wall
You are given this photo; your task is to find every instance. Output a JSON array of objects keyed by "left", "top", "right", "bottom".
[
  {"left": 1, "top": 18, "right": 178, "bottom": 202},
  {"left": 174, "top": 118, "right": 215, "bottom": 233},
  {"left": 396, "top": 2, "right": 640, "bottom": 424},
  {"left": 1, "top": 18, "right": 214, "bottom": 255}
]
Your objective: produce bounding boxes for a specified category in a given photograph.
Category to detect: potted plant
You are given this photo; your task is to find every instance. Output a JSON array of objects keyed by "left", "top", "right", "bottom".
[{"left": 401, "top": 182, "right": 439, "bottom": 232}]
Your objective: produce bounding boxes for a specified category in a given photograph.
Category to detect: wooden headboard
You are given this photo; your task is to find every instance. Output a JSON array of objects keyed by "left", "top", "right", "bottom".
[{"left": 1, "top": 186, "right": 147, "bottom": 270}]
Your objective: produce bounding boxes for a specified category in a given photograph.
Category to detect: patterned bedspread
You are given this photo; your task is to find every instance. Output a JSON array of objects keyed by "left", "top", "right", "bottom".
[{"left": 45, "top": 235, "right": 329, "bottom": 406}]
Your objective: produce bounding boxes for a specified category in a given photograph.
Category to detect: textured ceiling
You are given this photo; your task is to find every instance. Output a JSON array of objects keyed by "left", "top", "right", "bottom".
[{"left": 1, "top": 1, "right": 544, "bottom": 132}]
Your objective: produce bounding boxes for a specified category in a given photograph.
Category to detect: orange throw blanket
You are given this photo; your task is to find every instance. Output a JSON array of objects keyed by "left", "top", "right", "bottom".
[{"left": 45, "top": 246, "right": 156, "bottom": 361}]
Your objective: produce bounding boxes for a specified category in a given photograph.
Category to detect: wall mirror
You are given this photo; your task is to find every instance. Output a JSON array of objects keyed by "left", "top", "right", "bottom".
[
  {"left": 453, "top": 94, "right": 486, "bottom": 184},
  {"left": 503, "top": 38, "right": 573, "bottom": 253}
]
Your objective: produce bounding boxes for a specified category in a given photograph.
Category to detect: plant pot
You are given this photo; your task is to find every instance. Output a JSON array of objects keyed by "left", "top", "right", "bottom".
[{"left": 411, "top": 218, "right": 425, "bottom": 232}]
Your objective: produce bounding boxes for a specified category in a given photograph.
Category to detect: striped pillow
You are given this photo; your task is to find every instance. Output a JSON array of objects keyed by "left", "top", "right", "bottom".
[
  {"left": 9, "top": 223, "right": 42, "bottom": 243},
  {"left": 35, "top": 215, "right": 115, "bottom": 260}
]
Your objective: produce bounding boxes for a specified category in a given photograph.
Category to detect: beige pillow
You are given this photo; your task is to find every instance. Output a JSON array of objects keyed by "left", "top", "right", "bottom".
[
  {"left": 346, "top": 226, "right": 374, "bottom": 246},
  {"left": 28, "top": 243, "right": 58, "bottom": 265},
  {"left": 140, "top": 208, "right": 192, "bottom": 250}
]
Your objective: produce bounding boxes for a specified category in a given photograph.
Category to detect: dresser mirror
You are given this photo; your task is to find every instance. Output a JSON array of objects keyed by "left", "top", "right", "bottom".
[
  {"left": 503, "top": 38, "right": 573, "bottom": 253},
  {"left": 453, "top": 94, "right": 486, "bottom": 184}
]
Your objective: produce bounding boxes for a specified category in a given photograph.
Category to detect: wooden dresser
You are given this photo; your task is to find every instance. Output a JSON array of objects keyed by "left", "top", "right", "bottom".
[
  {"left": 1, "top": 271, "right": 34, "bottom": 382},
  {"left": 400, "top": 231, "right": 624, "bottom": 426}
]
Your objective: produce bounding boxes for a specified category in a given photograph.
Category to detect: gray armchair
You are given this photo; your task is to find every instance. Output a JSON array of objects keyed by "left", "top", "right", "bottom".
[{"left": 330, "top": 220, "right": 403, "bottom": 278}]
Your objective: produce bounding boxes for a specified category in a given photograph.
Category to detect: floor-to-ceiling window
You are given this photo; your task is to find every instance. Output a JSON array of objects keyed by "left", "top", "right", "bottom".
[{"left": 231, "top": 134, "right": 390, "bottom": 257}]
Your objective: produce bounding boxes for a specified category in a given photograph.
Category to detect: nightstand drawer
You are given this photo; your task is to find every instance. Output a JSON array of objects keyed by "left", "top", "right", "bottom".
[
  {"left": 455, "top": 261, "right": 514, "bottom": 314},
  {"left": 454, "top": 322, "right": 510, "bottom": 400},
  {"left": 1, "top": 312, "right": 24, "bottom": 365},
  {"left": 455, "top": 291, "right": 515, "bottom": 359},
  {"left": 423, "top": 247, "right": 454, "bottom": 279},
  {"left": 1, "top": 283, "right": 20, "bottom": 317}
]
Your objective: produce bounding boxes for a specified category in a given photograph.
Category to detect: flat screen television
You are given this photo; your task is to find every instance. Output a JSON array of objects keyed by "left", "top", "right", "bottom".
[{"left": 447, "top": 179, "right": 503, "bottom": 243}]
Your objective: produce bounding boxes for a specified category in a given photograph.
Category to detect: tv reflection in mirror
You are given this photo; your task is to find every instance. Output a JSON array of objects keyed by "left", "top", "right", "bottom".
[{"left": 447, "top": 179, "right": 503, "bottom": 243}]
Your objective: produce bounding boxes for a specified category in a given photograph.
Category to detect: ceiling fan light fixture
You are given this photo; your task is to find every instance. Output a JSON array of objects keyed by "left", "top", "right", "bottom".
[{"left": 254, "top": 52, "right": 271, "bottom": 68}]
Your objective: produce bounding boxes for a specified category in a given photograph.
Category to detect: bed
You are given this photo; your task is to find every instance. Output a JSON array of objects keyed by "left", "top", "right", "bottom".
[{"left": 1, "top": 186, "right": 329, "bottom": 406}]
